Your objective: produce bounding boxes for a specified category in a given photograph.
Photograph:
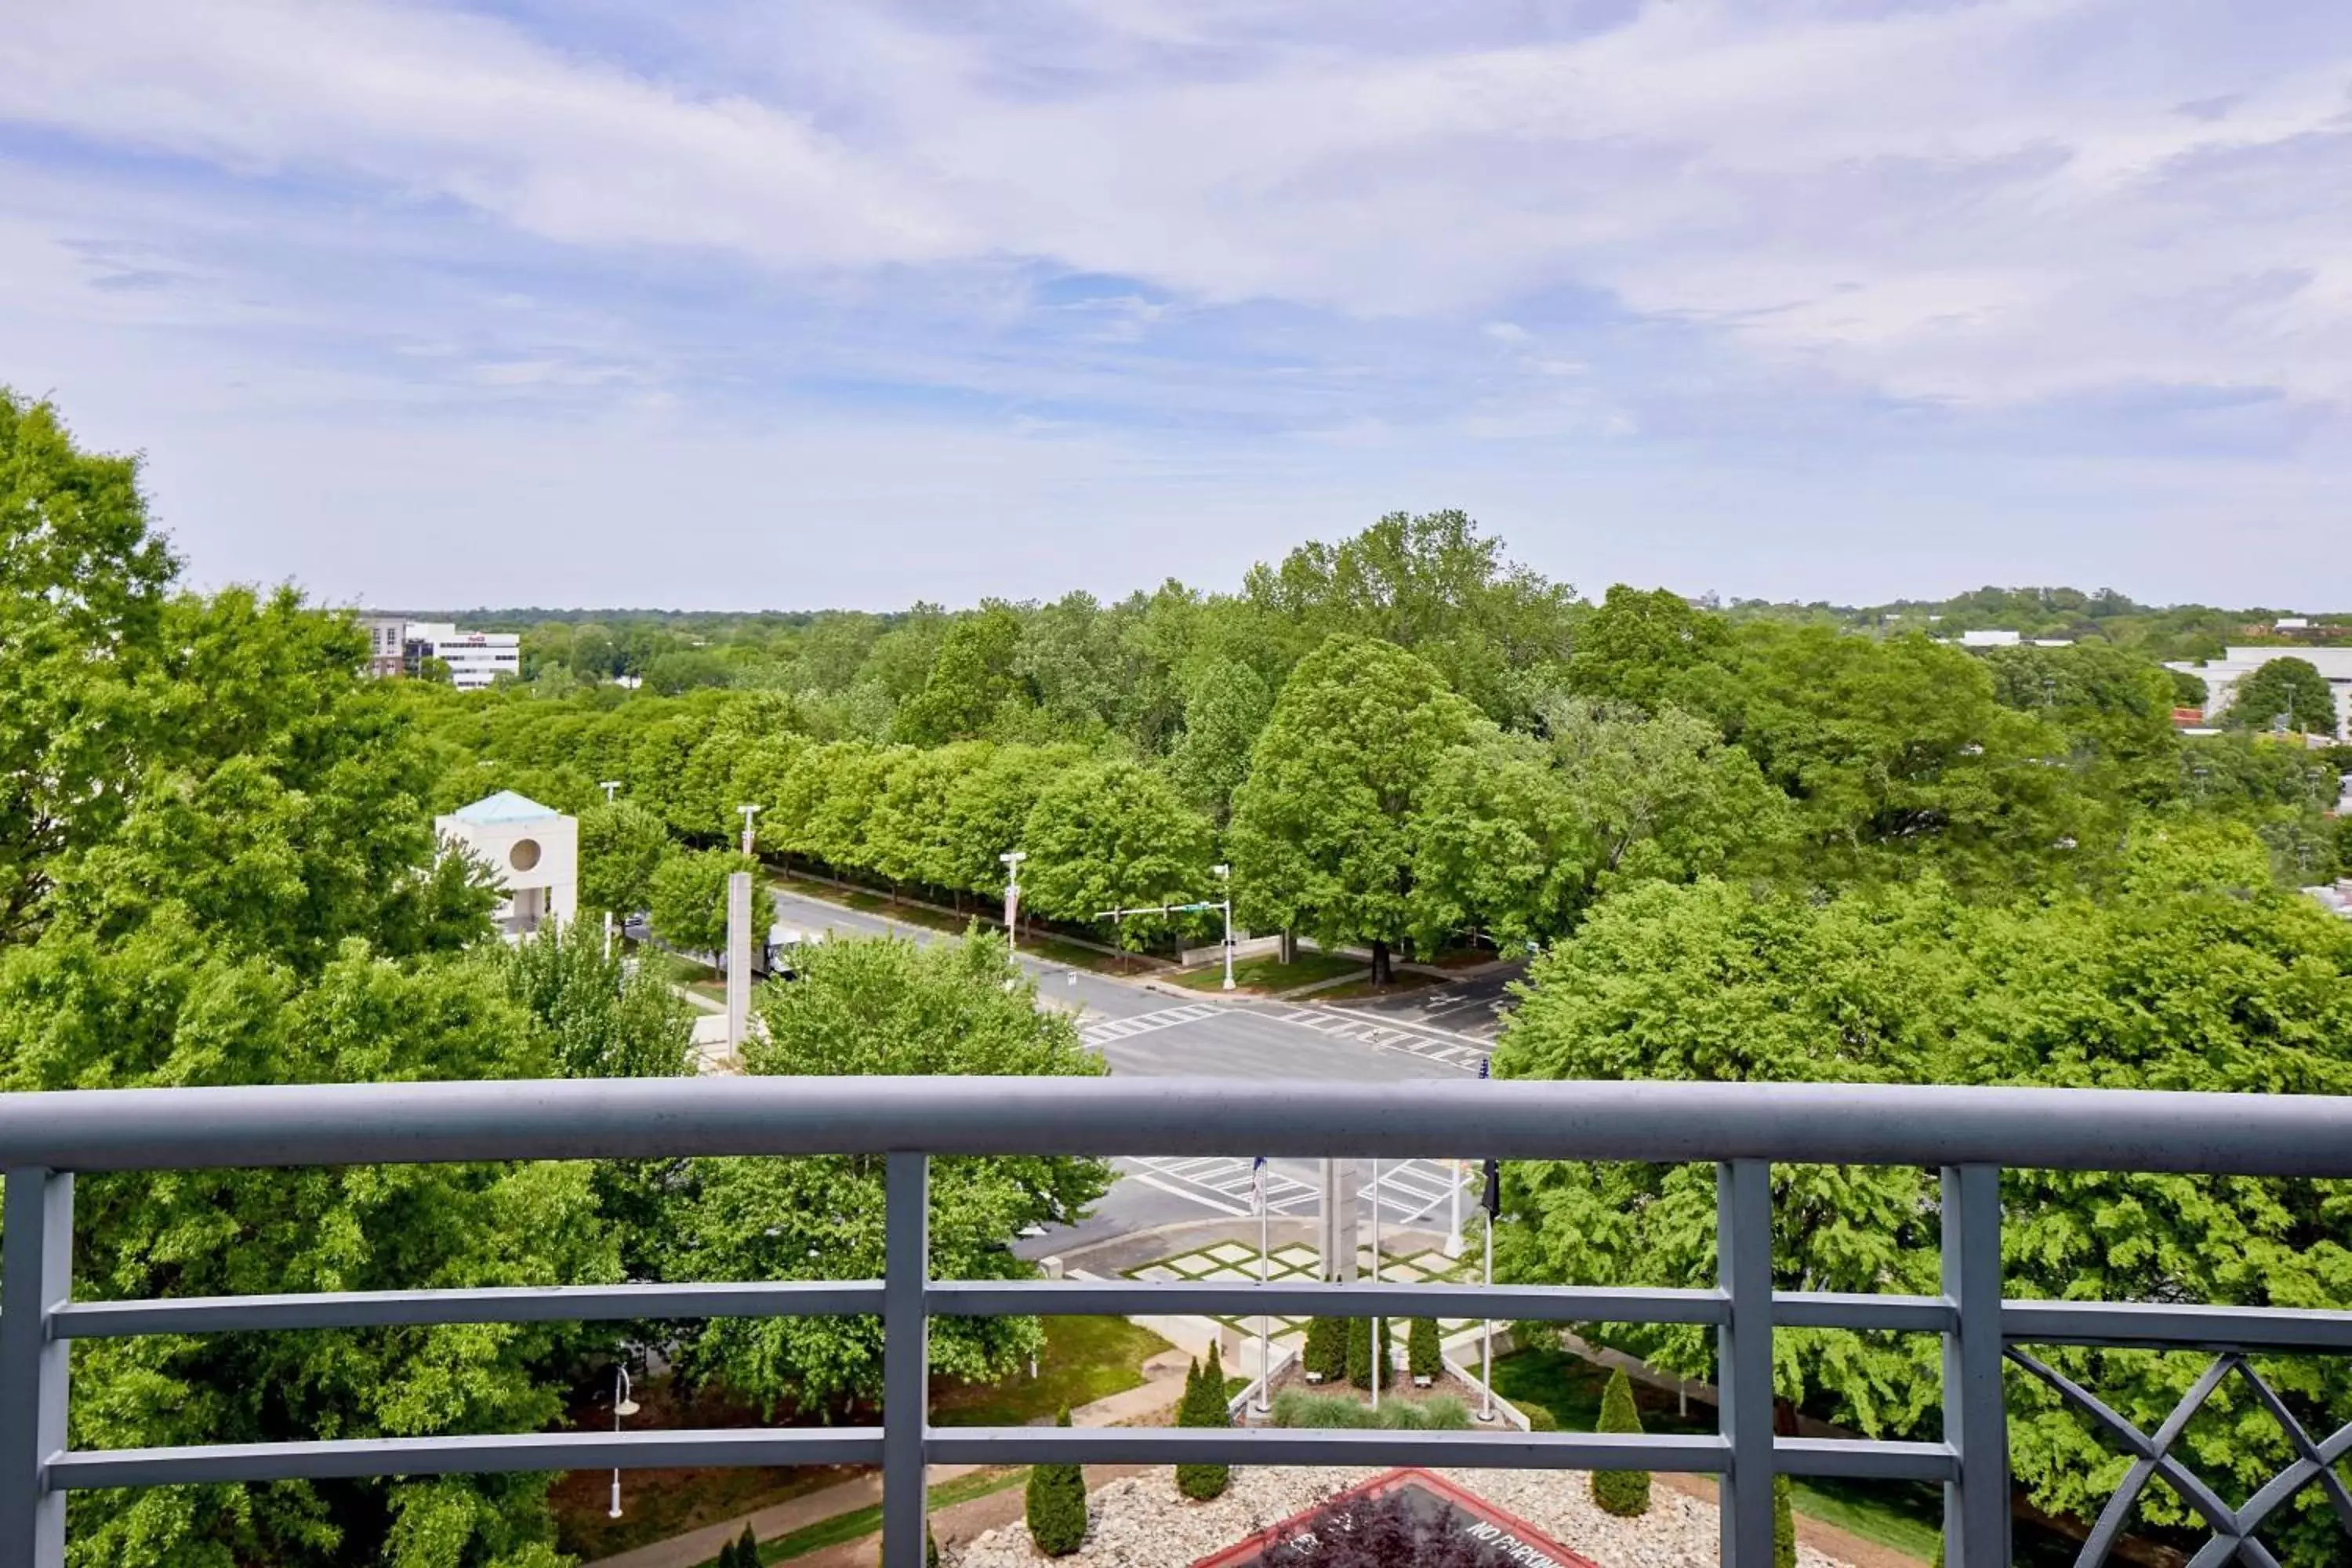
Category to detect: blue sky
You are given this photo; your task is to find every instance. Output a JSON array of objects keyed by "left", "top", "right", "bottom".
[{"left": 3, "top": 1, "right": 2348, "bottom": 611}]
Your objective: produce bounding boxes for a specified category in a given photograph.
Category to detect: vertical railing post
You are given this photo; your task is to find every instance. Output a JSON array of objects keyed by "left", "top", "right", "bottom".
[
  {"left": 881, "top": 1152, "right": 929, "bottom": 1568},
  {"left": 1941, "top": 1165, "right": 2009, "bottom": 1568},
  {"left": 0, "top": 1168, "right": 72, "bottom": 1568},
  {"left": 1716, "top": 1159, "right": 1774, "bottom": 1566}
]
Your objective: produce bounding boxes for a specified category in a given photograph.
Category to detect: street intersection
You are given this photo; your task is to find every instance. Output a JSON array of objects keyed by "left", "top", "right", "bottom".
[{"left": 764, "top": 883, "right": 1519, "bottom": 1247}]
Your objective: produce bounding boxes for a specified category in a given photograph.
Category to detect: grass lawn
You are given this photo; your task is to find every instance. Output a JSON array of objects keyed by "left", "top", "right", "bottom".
[
  {"left": 931, "top": 1315, "right": 1174, "bottom": 1427},
  {"left": 550, "top": 1377, "right": 855, "bottom": 1559},
  {"left": 696, "top": 1468, "right": 1025, "bottom": 1567},
  {"left": 1316, "top": 969, "right": 1447, "bottom": 1003},
  {"left": 770, "top": 876, "right": 1172, "bottom": 975},
  {"left": 1170, "top": 950, "right": 1363, "bottom": 993}
]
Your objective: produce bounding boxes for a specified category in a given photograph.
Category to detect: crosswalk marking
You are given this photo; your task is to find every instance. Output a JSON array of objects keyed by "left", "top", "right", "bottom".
[
  {"left": 1080, "top": 1003, "right": 1221, "bottom": 1047},
  {"left": 1118, "top": 1154, "right": 1470, "bottom": 1225},
  {"left": 1265, "top": 1007, "right": 1493, "bottom": 1073}
]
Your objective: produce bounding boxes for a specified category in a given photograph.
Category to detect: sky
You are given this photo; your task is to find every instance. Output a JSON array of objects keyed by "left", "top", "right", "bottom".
[{"left": 3, "top": 0, "right": 2348, "bottom": 612}]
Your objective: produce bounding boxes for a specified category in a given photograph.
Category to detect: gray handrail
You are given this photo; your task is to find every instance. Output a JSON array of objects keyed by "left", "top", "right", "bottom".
[
  {"left": 2, "top": 1076, "right": 2350, "bottom": 1174},
  {"left": 5, "top": 1076, "right": 2350, "bottom": 1568}
]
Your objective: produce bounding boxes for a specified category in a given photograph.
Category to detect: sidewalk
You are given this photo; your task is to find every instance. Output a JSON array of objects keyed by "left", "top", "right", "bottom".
[{"left": 583, "top": 1356, "right": 1192, "bottom": 1568}]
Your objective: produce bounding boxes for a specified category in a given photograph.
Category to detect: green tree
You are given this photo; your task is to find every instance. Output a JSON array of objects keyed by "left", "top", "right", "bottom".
[
  {"left": 2227, "top": 655, "right": 2338, "bottom": 737},
  {"left": 1302, "top": 1317, "right": 1348, "bottom": 1381},
  {"left": 1495, "top": 826, "right": 2352, "bottom": 1566},
  {"left": 1590, "top": 1368, "right": 1651, "bottom": 1515},
  {"left": 579, "top": 799, "right": 671, "bottom": 916},
  {"left": 2169, "top": 667, "right": 2210, "bottom": 707},
  {"left": 1022, "top": 760, "right": 1214, "bottom": 948},
  {"left": 1164, "top": 659, "right": 1273, "bottom": 825},
  {"left": 1562, "top": 584, "right": 1733, "bottom": 713},
  {"left": 0, "top": 579, "right": 616, "bottom": 1567},
  {"left": 0, "top": 390, "right": 177, "bottom": 941},
  {"left": 644, "top": 648, "right": 731, "bottom": 695},
  {"left": 1025, "top": 1409, "right": 1090, "bottom": 1556},
  {"left": 894, "top": 603, "right": 1029, "bottom": 745},
  {"left": 1406, "top": 1317, "right": 1442, "bottom": 1382},
  {"left": 1229, "top": 636, "right": 1480, "bottom": 981},
  {"left": 1242, "top": 510, "right": 1577, "bottom": 721},
  {"left": 647, "top": 849, "right": 776, "bottom": 957},
  {"left": 1714, "top": 625, "right": 2103, "bottom": 891},
  {"left": 1774, "top": 1473, "right": 1796, "bottom": 1568},
  {"left": 672, "top": 933, "right": 1109, "bottom": 1414},
  {"left": 1174, "top": 1343, "right": 1232, "bottom": 1501}
]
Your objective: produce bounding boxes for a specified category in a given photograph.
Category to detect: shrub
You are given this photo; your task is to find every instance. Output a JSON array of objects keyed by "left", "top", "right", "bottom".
[
  {"left": 1591, "top": 1367, "right": 1651, "bottom": 1516},
  {"left": 1302, "top": 1316, "right": 1347, "bottom": 1381},
  {"left": 1524, "top": 1404, "right": 1559, "bottom": 1431},
  {"left": 716, "top": 1524, "right": 760, "bottom": 1568},
  {"left": 1269, "top": 1389, "right": 1470, "bottom": 1431},
  {"left": 927, "top": 1526, "right": 940, "bottom": 1568},
  {"left": 1345, "top": 1317, "right": 1392, "bottom": 1390},
  {"left": 1774, "top": 1473, "right": 1796, "bottom": 1568},
  {"left": 1406, "top": 1316, "right": 1442, "bottom": 1380},
  {"left": 1025, "top": 1408, "right": 1089, "bottom": 1556},
  {"left": 1175, "top": 1343, "right": 1232, "bottom": 1501}
]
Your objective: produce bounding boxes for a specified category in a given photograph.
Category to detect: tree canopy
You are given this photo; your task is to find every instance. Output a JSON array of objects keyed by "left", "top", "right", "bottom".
[{"left": 670, "top": 931, "right": 1109, "bottom": 1413}]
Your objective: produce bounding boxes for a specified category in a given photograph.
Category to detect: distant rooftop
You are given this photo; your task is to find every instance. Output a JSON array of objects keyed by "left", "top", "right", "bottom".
[{"left": 446, "top": 789, "right": 563, "bottom": 824}]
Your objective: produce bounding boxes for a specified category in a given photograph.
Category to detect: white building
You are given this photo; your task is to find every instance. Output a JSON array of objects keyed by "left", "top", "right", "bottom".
[
  {"left": 2166, "top": 647, "right": 2352, "bottom": 739},
  {"left": 435, "top": 791, "right": 577, "bottom": 940},
  {"left": 1959, "top": 629, "right": 2022, "bottom": 648},
  {"left": 405, "top": 622, "right": 521, "bottom": 689}
]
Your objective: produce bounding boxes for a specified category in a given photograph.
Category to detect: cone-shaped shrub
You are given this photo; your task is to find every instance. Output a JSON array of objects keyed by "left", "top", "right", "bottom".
[
  {"left": 1025, "top": 1408, "right": 1089, "bottom": 1556},
  {"left": 927, "top": 1526, "right": 940, "bottom": 1568},
  {"left": 1175, "top": 1343, "right": 1232, "bottom": 1500},
  {"left": 1406, "top": 1316, "right": 1442, "bottom": 1381},
  {"left": 1345, "top": 1317, "right": 1392, "bottom": 1389},
  {"left": 1303, "top": 1316, "right": 1347, "bottom": 1381},
  {"left": 738, "top": 1525, "right": 761, "bottom": 1567},
  {"left": 1773, "top": 1472, "right": 1796, "bottom": 1568},
  {"left": 1590, "top": 1367, "right": 1651, "bottom": 1515}
]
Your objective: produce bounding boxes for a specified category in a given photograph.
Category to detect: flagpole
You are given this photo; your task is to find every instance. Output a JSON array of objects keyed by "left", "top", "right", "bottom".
[
  {"left": 1369, "top": 1157, "right": 1381, "bottom": 1414},
  {"left": 1480, "top": 1206, "right": 1494, "bottom": 1422},
  {"left": 1254, "top": 1156, "right": 1271, "bottom": 1417}
]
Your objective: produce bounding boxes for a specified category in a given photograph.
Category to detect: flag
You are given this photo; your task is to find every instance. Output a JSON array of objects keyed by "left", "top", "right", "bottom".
[{"left": 1250, "top": 1156, "right": 1267, "bottom": 1216}]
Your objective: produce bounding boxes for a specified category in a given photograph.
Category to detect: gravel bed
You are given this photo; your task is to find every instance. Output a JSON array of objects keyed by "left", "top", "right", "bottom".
[{"left": 953, "top": 1465, "right": 1856, "bottom": 1568}]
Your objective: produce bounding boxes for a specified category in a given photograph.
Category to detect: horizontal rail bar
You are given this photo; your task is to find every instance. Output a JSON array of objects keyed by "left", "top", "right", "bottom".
[
  {"left": 1777, "top": 1437, "right": 1957, "bottom": 1482},
  {"left": 53, "top": 1282, "right": 884, "bottom": 1338},
  {"left": 929, "top": 1280, "right": 1729, "bottom": 1324},
  {"left": 1776, "top": 1292, "right": 1955, "bottom": 1334},
  {"left": 920, "top": 1425, "right": 1734, "bottom": 1472},
  {"left": 3, "top": 1077, "right": 2350, "bottom": 1175},
  {"left": 44, "top": 1428, "right": 884, "bottom": 1489},
  {"left": 2002, "top": 1301, "right": 2352, "bottom": 1353}
]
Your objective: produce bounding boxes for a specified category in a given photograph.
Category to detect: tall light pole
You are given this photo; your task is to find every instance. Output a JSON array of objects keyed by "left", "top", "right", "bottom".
[
  {"left": 607, "top": 1365, "right": 640, "bottom": 1518},
  {"left": 1212, "top": 863, "right": 1235, "bottom": 991},
  {"left": 599, "top": 782, "right": 623, "bottom": 956},
  {"left": 1000, "top": 851, "right": 1027, "bottom": 953},
  {"left": 738, "top": 804, "right": 762, "bottom": 857}
]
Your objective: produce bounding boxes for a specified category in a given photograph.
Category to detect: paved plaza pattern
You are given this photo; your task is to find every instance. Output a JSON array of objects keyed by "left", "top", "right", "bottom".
[{"left": 1124, "top": 1236, "right": 1483, "bottom": 1360}]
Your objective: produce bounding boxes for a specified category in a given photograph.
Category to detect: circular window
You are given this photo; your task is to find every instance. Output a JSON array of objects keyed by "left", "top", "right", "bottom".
[{"left": 508, "top": 838, "right": 542, "bottom": 872}]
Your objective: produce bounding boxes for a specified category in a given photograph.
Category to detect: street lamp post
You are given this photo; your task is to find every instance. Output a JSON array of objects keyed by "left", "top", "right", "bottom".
[
  {"left": 738, "top": 804, "right": 762, "bottom": 858},
  {"left": 1212, "top": 863, "right": 1235, "bottom": 991},
  {"left": 607, "top": 1366, "right": 641, "bottom": 1518},
  {"left": 598, "top": 782, "right": 622, "bottom": 956},
  {"left": 1000, "top": 851, "right": 1027, "bottom": 953}
]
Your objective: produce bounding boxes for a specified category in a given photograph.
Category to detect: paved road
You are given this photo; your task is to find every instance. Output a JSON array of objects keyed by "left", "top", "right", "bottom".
[{"left": 764, "top": 882, "right": 1512, "bottom": 1250}]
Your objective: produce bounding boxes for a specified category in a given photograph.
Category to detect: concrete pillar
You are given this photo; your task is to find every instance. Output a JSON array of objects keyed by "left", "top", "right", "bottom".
[
  {"left": 1319, "top": 1158, "right": 1359, "bottom": 1281},
  {"left": 726, "top": 871, "right": 752, "bottom": 1056}
]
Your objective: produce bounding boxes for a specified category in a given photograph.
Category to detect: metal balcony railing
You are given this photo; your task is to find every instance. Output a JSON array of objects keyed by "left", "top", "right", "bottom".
[{"left": 4, "top": 1077, "right": 2351, "bottom": 1568}]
